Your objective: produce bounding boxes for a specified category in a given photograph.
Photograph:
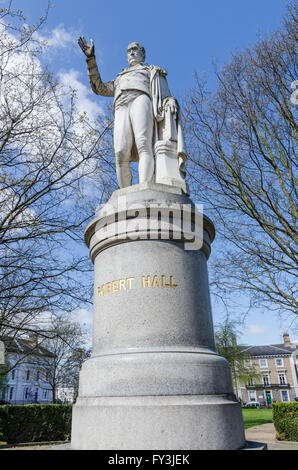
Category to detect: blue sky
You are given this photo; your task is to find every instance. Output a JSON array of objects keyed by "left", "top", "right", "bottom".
[
  {"left": 11, "top": 0, "right": 289, "bottom": 98},
  {"left": 6, "top": 0, "right": 297, "bottom": 346}
]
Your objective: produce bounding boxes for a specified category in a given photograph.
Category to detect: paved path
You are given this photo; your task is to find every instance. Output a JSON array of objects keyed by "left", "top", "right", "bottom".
[
  {"left": 1, "top": 423, "right": 297, "bottom": 450},
  {"left": 245, "top": 423, "right": 298, "bottom": 450}
]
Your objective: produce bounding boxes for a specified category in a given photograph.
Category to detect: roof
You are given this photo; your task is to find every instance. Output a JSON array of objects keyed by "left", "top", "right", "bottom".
[
  {"left": 241, "top": 343, "right": 298, "bottom": 357},
  {"left": 0, "top": 336, "right": 55, "bottom": 358}
]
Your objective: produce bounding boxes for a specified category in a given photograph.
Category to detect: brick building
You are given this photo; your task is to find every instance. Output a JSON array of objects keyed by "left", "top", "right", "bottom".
[{"left": 237, "top": 333, "right": 298, "bottom": 406}]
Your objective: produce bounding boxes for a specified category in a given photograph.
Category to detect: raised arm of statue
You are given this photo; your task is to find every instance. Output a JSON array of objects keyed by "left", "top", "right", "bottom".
[
  {"left": 78, "top": 36, "right": 95, "bottom": 58},
  {"left": 78, "top": 36, "right": 114, "bottom": 97}
]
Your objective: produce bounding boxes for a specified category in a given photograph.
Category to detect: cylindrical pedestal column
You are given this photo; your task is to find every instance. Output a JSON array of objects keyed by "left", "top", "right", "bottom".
[{"left": 71, "top": 182, "right": 246, "bottom": 450}]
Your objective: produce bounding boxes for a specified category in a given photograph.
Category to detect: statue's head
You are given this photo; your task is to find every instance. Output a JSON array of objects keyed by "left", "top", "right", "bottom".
[{"left": 127, "top": 42, "right": 145, "bottom": 66}]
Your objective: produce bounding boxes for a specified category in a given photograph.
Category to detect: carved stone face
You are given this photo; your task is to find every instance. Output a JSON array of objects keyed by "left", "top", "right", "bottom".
[{"left": 127, "top": 42, "right": 145, "bottom": 66}]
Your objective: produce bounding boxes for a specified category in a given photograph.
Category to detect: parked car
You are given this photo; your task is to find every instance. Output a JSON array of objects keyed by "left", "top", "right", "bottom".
[{"left": 243, "top": 401, "right": 260, "bottom": 408}]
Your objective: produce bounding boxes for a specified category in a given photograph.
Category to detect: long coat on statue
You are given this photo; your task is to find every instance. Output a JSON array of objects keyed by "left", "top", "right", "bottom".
[{"left": 86, "top": 57, "right": 187, "bottom": 175}]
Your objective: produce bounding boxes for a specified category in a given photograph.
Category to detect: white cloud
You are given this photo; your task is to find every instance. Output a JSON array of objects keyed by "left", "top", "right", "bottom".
[
  {"left": 71, "top": 308, "right": 93, "bottom": 347},
  {"left": 71, "top": 307, "right": 93, "bottom": 329},
  {"left": 43, "top": 25, "right": 73, "bottom": 48},
  {"left": 0, "top": 186, "right": 36, "bottom": 228},
  {"left": 34, "top": 24, "right": 75, "bottom": 52},
  {"left": 31, "top": 24, "right": 105, "bottom": 124},
  {"left": 248, "top": 325, "right": 268, "bottom": 335},
  {"left": 0, "top": 20, "right": 108, "bottom": 210},
  {"left": 58, "top": 68, "right": 104, "bottom": 122}
]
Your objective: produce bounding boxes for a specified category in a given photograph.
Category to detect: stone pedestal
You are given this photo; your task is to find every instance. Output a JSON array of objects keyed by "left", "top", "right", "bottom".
[{"left": 71, "top": 183, "right": 246, "bottom": 450}]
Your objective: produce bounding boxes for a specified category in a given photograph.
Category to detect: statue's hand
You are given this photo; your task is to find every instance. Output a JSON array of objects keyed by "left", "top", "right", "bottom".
[
  {"left": 78, "top": 36, "right": 95, "bottom": 58},
  {"left": 165, "top": 97, "right": 178, "bottom": 118}
]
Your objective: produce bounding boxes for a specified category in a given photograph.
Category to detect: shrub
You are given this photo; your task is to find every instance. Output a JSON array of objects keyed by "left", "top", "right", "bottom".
[
  {"left": 0, "top": 404, "right": 72, "bottom": 444},
  {"left": 273, "top": 402, "right": 298, "bottom": 442}
]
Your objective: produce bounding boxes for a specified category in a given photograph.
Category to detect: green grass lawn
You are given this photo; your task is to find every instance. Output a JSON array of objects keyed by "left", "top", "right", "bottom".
[{"left": 242, "top": 408, "right": 273, "bottom": 429}]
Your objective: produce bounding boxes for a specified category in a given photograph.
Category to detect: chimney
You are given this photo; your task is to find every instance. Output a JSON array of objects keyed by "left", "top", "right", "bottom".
[
  {"left": 28, "top": 332, "right": 38, "bottom": 348},
  {"left": 283, "top": 332, "right": 291, "bottom": 346},
  {"left": 231, "top": 334, "right": 237, "bottom": 348}
]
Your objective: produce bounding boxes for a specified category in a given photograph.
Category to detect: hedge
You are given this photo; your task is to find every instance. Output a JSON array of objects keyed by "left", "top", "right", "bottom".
[
  {"left": 273, "top": 402, "right": 298, "bottom": 442},
  {"left": 0, "top": 404, "right": 72, "bottom": 444}
]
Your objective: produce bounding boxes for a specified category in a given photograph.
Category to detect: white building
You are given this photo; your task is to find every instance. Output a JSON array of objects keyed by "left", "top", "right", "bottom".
[{"left": 0, "top": 333, "right": 54, "bottom": 404}]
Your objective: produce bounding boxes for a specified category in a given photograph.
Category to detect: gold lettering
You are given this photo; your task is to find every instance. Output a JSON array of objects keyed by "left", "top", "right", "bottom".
[
  {"left": 170, "top": 275, "right": 178, "bottom": 287},
  {"left": 142, "top": 275, "right": 151, "bottom": 288},
  {"left": 126, "top": 277, "right": 135, "bottom": 289},
  {"left": 112, "top": 280, "right": 119, "bottom": 292},
  {"left": 98, "top": 275, "right": 165, "bottom": 296},
  {"left": 152, "top": 275, "right": 161, "bottom": 288},
  {"left": 161, "top": 275, "right": 170, "bottom": 287}
]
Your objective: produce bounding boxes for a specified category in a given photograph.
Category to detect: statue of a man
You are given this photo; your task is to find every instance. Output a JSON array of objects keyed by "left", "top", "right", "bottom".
[{"left": 78, "top": 38, "right": 187, "bottom": 189}]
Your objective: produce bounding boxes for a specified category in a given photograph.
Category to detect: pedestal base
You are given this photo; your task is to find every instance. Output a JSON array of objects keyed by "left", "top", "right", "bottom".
[
  {"left": 71, "top": 394, "right": 245, "bottom": 450},
  {"left": 72, "top": 184, "right": 246, "bottom": 450}
]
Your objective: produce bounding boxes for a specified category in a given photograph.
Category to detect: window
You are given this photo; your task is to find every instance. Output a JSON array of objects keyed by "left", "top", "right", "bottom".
[
  {"left": 275, "top": 358, "right": 284, "bottom": 367},
  {"left": 9, "top": 387, "right": 14, "bottom": 400},
  {"left": 279, "top": 374, "right": 286, "bottom": 385},
  {"left": 281, "top": 390, "right": 289, "bottom": 402},
  {"left": 24, "top": 387, "right": 30, "bottom": 400},
  {"left": 26, "top": 370, "right": 30, "bottom": 381},
  {"left": 262, "top": 375, "right": 270, "bottom": 386},
  {"left": 11, "top": 369, "right": 15, "bottom": 380},
  {"left": 247, "top": 377, "right": 254, "bottom": 386},
  {"left": 249, "top": 391, "right": 256, "bottom": 401},
  {"left": 259, "top": 359, "right": 268, "bottom": 368},
  {"left": 36, "top": 370, "right": 40, "bottom": 381}
]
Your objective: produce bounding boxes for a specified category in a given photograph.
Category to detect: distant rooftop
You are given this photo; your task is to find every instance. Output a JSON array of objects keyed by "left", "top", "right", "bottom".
[
  {"left": 0, "top": 335, "right": 55, "bottom": 358},
  {"left": 240, "top": 332, "right": 298, "bottom": 357},
  {"left": 241, "top": 343, "right": 298, "bottom": 357}
]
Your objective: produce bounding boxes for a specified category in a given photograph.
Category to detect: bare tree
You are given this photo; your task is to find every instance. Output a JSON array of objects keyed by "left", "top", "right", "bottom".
[
  {"left": 31, "top": 315, "right": 90, "bottom": 404},
  {"left": 214, "top": 317, "right": 260, "bottom": 399},
  {"left": 62, "top": 345, "right": 91, "bottom": 402},
  {"left": 7, "top": 314, "right": 91, "bottom": 403},
  {"left": 0, "top": 3, "right": 116, "bottom": 339},
  {"left": 0, "top": 361, "right": 9, "bottom": 401},
  {"left": 185, "top": 1, "right": 297, "bottom": 318}
]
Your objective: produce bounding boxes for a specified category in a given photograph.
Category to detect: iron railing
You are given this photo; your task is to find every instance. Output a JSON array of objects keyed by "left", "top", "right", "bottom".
[{"left": 246, "top": 383, "right": 290, "bottom": 389}]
